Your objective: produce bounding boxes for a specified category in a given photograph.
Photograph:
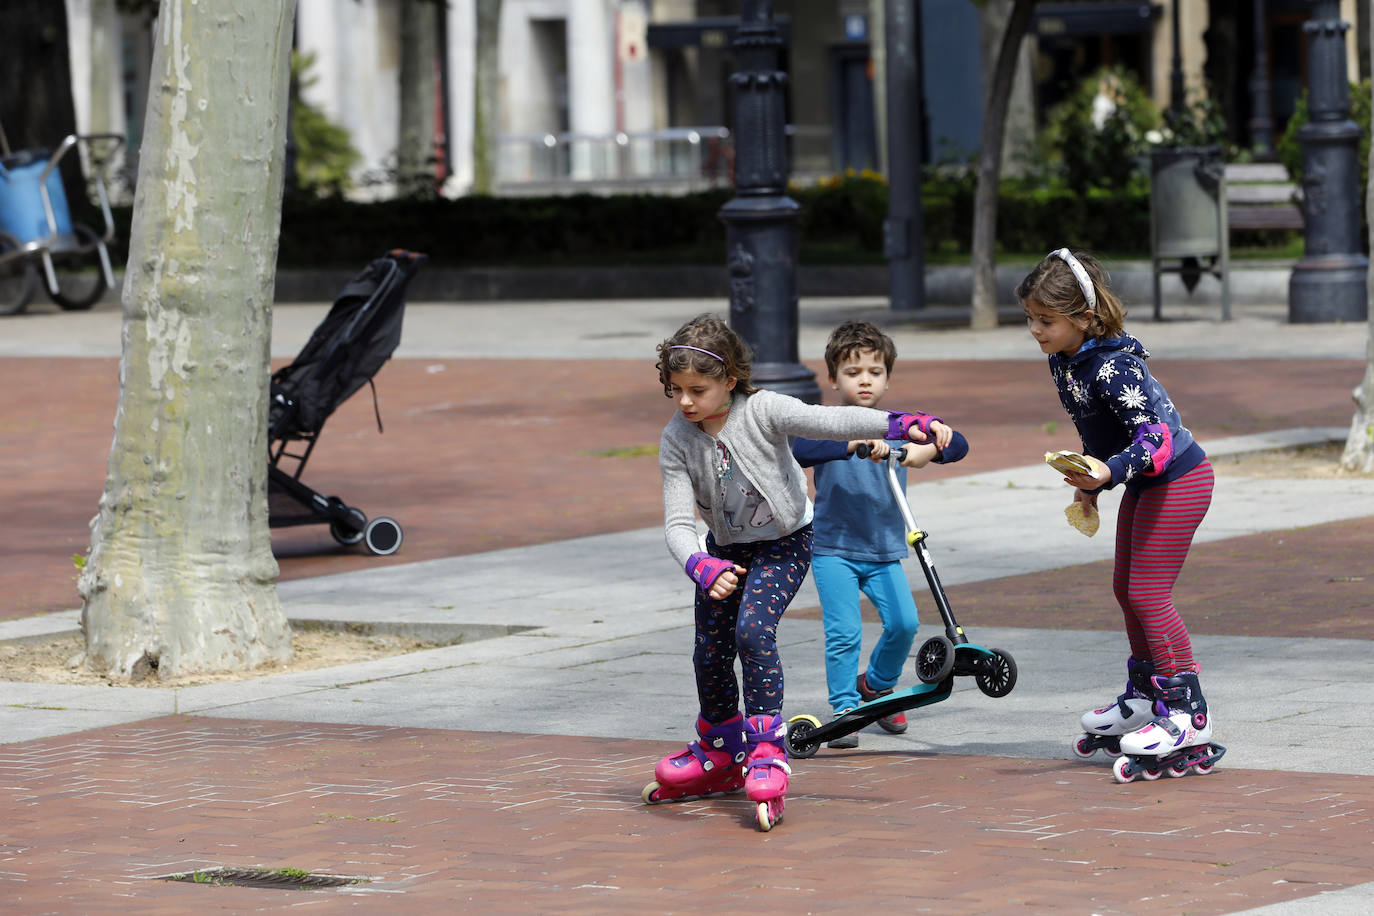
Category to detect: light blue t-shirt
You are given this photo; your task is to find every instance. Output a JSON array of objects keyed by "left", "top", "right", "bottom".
[{"left": 794, "top": 438, "right": 910, "bottom": 562}]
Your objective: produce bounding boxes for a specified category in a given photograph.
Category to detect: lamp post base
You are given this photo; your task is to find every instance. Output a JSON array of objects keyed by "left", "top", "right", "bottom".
[{"left": 1288, "top": 254, "right": 1369, "bottom": 323}]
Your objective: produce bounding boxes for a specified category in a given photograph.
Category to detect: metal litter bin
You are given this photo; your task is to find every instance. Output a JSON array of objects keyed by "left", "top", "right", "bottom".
[{"left": 1149, "top": 145, "right": 1230, "bottom": 321}]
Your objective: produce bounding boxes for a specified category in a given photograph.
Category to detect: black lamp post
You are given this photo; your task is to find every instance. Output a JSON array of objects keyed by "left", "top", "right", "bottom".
[
  {"left": 718, "top": 0, "right": 820, "bottom": 401},
  {"left": 1169, "top": 0, "right": 1185, "bottom": 118},
  {"left": 1288, "top": 0, "right": 1368, "bottom": 323},
  {"left": 1248, "top": 0, "right": 1275, "bottom": 157},
  {"left": 884, "top": 0, "right": 925, "bottom": 312}
]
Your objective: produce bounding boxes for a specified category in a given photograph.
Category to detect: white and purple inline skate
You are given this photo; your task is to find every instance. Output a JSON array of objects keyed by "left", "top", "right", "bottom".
[
  {"left": 1073, "top": 657, "right": 1156, "bottom": 759},
  {"left": 744, "top": 714, "right": 791, "bottom": 831},
  {"left": 1113, "top": 671, "right": 1226, "bottom": 783},
  {"left": 642, "top": 714, "right": 747, "bottom": 805}
]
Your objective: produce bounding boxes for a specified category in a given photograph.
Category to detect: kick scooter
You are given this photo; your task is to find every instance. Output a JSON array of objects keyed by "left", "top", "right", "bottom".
[{"left": 785, "top": 445, "right": 1017, "bottom": 758}]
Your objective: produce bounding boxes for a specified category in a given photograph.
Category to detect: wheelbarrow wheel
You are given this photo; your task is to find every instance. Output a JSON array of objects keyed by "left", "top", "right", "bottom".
[
  {"left": 48, "top": 224, "right": 108, "bottom": 311},
  {"left": 0, "top": 231, "right": 37, "bottom": 316}
]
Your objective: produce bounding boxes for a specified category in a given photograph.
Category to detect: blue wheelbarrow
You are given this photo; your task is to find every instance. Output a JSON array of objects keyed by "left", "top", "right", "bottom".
[{"left": 0, "top": 130, "right": 124, "bottom": 315}]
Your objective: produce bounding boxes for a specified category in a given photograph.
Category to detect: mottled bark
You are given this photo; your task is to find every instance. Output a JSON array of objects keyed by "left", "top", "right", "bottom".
[
  {"left": 970, "top": 0, "right": 1035, "bottom": 330},
  {"left": 78, "top": 0, "right": 296, "bottom": 681},
  {"left": 397, "top": 0, "right": 439, "bottom": 197},
  {"left": 472, "top": 0, "right": 503, "bottom": 194},
  {"left": 1346, "top": 60, "right": 1374, "bottom": 472}
]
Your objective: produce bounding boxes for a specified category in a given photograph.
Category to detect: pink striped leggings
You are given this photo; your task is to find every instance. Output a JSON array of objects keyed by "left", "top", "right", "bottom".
[{"left": 1112, "top": 460, "right": 1214, "bottom": 676}]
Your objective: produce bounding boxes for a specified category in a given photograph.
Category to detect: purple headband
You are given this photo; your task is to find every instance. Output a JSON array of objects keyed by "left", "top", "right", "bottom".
[{"left": 669, "top": 345, "right": 725, "bottom": 363}]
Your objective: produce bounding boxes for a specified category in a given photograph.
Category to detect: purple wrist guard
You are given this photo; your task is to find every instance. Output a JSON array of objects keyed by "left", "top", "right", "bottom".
[
  {"left": 887, "top": 411, "right": 940, "bottom": 440},
  {"left": 686, "top": 552, "right": 734, "bottom": 592}
]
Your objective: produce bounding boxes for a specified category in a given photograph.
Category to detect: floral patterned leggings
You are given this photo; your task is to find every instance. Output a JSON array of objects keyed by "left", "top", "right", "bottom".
[{"left": 693, "top": 524, "right": 813, "bottom": 724}]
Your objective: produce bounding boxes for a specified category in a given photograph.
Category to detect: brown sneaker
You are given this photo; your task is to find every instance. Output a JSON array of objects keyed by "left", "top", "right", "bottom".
[{"left": 857, "top": 672, "right": 908, "bottom": 734}]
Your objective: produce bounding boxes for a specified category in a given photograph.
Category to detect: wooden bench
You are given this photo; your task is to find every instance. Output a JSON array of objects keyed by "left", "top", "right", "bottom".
[{"left": 1225, "top": 162, "right": 1304, "bottom": 232}]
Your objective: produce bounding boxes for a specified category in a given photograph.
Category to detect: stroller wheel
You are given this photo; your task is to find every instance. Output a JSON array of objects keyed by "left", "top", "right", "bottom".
[
  {"left": 364, "top": 517, "right": 403, "bottom": 556},
  {"left": 329, "top": 508, "right": 367, "bottom": 546}
]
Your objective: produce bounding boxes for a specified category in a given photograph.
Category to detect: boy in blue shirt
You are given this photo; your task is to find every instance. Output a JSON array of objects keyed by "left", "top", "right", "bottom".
[{"left": 793, "top": 321, "right": 968, "bottom": 747}]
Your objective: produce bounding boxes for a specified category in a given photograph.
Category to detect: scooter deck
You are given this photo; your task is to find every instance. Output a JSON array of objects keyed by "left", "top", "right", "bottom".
[{"left": 800, "top": 677, "right": 953, "bottom": 749}]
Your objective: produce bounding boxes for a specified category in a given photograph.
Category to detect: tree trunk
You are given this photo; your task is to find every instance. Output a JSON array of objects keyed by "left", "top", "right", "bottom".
[
  {"left": 869, "top": 0, "right": 887, "bottom": 175},
  {"left": 397, "top": 0, "right": 439, "bottom": 198},
  {"left": 472, "top": 0, "right": 503, "bottom": 194},
  {"left": 78, "top": 0, "right": 296, "bottom": 682},
  {"left": 970, "top": 0, "right": 1036, "bottom": 330},
  {"left": 978, "top": 0, "right": 1036, "bottom": 179},
  {"left": 1346, "top": 62, "right": 1374, "bottom": 472}
]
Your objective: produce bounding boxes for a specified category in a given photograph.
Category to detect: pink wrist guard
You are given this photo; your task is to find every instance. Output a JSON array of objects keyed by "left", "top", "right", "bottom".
[
  {"left": 686, "top": 552, "right": 734, "bottom": 592},
  {"left": 887, "top": 411, "right": 940, "bottom": 440}
]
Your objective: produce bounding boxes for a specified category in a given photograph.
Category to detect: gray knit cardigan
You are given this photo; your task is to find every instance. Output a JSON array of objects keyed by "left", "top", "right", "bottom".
[{"left": 658, "top": 388, "right": 908, "bottom": 572}]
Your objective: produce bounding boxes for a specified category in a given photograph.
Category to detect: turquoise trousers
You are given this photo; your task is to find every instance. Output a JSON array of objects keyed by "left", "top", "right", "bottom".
[{"left": 813, "top": 554, "right": 920, "bottom": 715}]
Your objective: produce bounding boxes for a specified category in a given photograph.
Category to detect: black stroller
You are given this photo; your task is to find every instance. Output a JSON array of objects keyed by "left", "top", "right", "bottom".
[{"left": 268, "top": 249, "right": 426, "bottom": 556}]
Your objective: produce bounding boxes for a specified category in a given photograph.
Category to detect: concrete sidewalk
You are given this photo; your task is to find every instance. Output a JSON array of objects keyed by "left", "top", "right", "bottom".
[{"left": 1, "top": 294, "right": 1372, "bottom": 914}]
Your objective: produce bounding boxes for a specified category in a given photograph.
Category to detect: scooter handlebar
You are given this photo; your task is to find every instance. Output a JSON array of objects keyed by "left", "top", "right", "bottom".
[{"left": 855, "top": 443, "right": 907, "bottom": 462}]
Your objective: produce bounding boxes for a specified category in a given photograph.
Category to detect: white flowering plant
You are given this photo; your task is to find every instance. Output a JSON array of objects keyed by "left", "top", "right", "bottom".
[{"left": 1042, "top": 67, "right": 1160, "bottom": 192}]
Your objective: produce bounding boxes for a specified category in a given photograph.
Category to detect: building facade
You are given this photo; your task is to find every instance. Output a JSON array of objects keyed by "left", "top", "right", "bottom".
[{"left": 68, "top": 0, "right": 1367, "bottom": 197}]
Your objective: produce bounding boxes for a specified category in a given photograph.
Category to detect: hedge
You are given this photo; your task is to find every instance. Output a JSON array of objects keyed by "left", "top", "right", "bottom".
[{"left": 103, "top": 180, "right": 1169, "bottom": 270}]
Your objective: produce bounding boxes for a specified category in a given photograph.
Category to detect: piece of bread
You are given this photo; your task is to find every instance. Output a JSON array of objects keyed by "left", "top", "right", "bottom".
[
  {"left": 1045, "top": 450, "right": 1094, "bottom": 476},
  {"left": 1064, "top": 501, "right": 1100, "bottom": 537}
]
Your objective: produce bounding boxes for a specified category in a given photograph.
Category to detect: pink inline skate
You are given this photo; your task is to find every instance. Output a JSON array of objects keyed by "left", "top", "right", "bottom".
[
  {"left": 642, "top": 714, "right": 747, "bottom": 805},
  {"left": 744, "top": 714, "right": 791, "bottom": 831}
]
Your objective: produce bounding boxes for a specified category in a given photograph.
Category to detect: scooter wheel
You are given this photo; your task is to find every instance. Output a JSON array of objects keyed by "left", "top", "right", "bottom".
[
  {"left": 975, "top": 649, "right": 1017, "bottom": 697},
  {"left": 914, "top": 635, "right": 955, "bottom": 683},
  {"left": 785, "top": 714, "right": 822, "bottom": 759}
]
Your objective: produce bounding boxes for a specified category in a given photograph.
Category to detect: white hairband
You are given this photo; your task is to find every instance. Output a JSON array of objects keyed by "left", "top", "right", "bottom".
[{"left": 1051, "top": 248, "right": 1097, "bottom": 311}]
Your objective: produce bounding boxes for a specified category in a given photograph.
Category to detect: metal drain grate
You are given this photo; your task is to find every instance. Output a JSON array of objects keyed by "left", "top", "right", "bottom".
[{"left": 160, "top": 867, "right": 367, "bottom": 890}]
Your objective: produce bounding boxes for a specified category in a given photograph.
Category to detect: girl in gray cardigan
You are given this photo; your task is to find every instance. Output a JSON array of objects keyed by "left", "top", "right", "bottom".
[{"left": 642, "top": 314, "right": 951, "bottom": 831}]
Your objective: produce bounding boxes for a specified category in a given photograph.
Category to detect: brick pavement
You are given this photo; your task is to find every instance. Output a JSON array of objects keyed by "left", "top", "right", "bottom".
[
  {"left": 4, "top": 345, "right": 1373, "bottom": 915},
  {"left": 3, "top": 717, "right": 1373, "bottom": 915}
]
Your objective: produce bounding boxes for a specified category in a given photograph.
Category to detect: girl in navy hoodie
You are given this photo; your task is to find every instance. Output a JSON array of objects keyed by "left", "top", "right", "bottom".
[{"left": 1018, "top": 249, "right": 1221, "bottom": 781}]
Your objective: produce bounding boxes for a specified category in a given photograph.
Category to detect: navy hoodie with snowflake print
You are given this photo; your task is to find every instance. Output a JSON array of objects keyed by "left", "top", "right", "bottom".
[{"left": 1049, "top": 334, "right": 1205, "bottom": 492}]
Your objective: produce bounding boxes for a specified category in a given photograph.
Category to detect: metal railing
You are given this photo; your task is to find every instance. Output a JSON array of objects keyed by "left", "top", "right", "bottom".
[{"left": 494, "top": 125, "right": 835, "bottom": 195}]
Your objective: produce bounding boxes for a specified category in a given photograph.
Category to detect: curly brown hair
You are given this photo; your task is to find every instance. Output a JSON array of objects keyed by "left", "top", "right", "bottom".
[
  {"left": 655, "top": 313, "right": 758, "bottom": 397},
  {"left": 823, "top": 320, "right": 897, "bottom": 380},
  {"left": 1015, "top": 249, "right": 1126, "bottom": 339}
]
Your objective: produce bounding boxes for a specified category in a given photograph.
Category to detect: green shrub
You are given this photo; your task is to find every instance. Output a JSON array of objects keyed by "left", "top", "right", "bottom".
[
  {"left": 105, "top": 179, "right": 1160, "bottom": 270},
  {"left": 290, "top": 52, "right": 363, "bottom": 196},
  {"left": 1277, "top": 78, "right": 1370, "bottom": 192},
  {"left": 792, "top": 169, "right": 889, "bottom": 250},
  {"left": 1042, "top": 67, "right": 1159, "bottom": 192}
]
